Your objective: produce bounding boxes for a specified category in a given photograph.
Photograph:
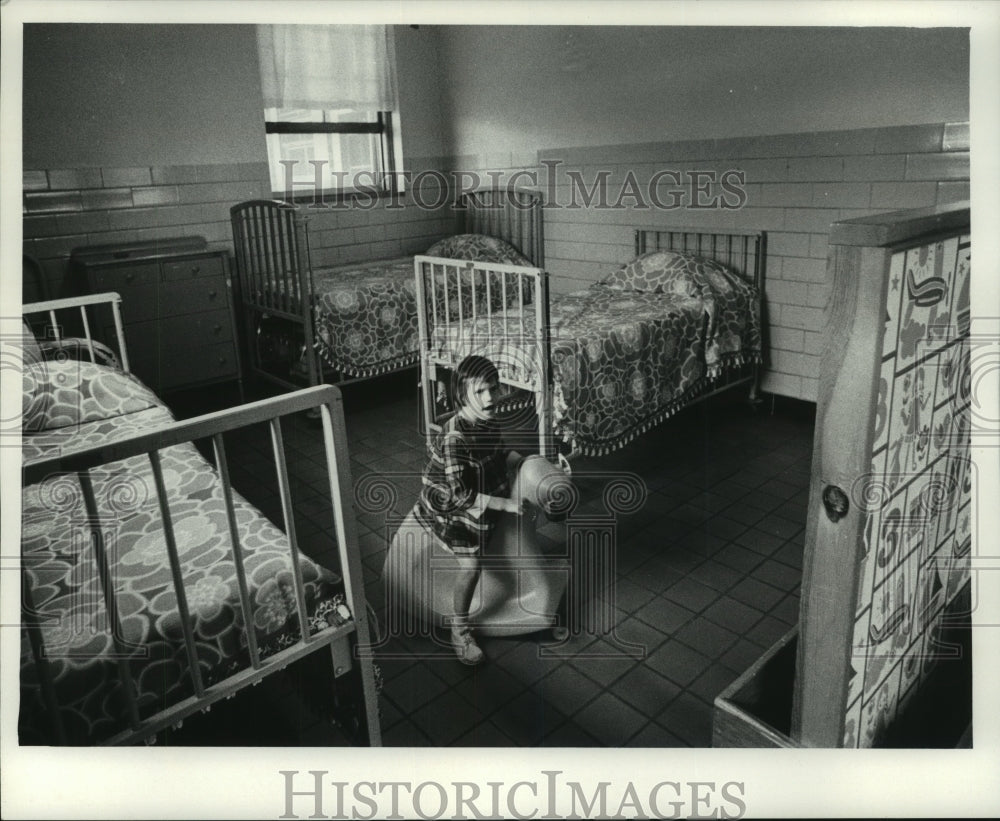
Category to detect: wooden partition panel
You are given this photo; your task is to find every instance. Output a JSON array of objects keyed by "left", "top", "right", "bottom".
[{"left": 793, "top": 202, "right": 971, "bottom": 747}]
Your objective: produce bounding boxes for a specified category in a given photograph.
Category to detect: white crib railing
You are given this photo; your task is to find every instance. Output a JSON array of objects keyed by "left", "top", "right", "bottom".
[{"left": 414, "top": 256, "right": 554, "bottom": 458}]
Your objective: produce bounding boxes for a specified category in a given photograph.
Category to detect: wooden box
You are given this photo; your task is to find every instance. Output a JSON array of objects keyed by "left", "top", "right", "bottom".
[{"left": 713, "top": 628, "right": 800, "bottom": 748}]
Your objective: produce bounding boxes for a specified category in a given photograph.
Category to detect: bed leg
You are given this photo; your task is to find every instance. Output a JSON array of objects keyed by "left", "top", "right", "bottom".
[
  {"left": 747, "top": 364, "right": 764, "bottom": 410},
  {"left": 303, "top": 343, "right": 323, "bottom": 419},
  {"left": 248, "top": 310, "right": 267, "bottom": 392},
  {"left": 326, "top": 637, "right": 381, "bottom": 745}
]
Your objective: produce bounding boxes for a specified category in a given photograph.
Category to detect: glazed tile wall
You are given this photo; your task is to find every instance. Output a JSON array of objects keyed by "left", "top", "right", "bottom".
[
  {"left": 22, "top": 159, "right": 454, "bottom": 301},
  {"left": 23, "top": 122, "right": 970, "bottom": 406},
  {"left": 454, "top": 121, "right": 969, "bottom": 403}
]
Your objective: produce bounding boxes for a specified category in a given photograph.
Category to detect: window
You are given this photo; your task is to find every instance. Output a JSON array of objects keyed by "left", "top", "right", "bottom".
[
  {"left": 264, "top": 107, "right": 397, "bottom": 195},
  {"left": 256, "top": 25, "right": 401, "bottom": 199}
]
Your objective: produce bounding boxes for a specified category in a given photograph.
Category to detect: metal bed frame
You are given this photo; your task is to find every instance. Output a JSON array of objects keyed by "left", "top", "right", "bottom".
[
  {"left": 414, "top": 227, "right": 766, "bottom": 458},
  {"left": 19, "top": 293, "right": 381, "bottom": 746},
  {"left": 229, "top": 187, "right": 544, "bottom": 393},
  {"left": 635, "top": 226, "right": 767, "bottom": 405},
  {"left": 20, "top": 291, "right": 131, "bottom": 371}
]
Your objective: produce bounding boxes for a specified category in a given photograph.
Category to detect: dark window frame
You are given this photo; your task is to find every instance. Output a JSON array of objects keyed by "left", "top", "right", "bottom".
[{"left": 264, "top": 110, "right": 400, "bottom": 203}]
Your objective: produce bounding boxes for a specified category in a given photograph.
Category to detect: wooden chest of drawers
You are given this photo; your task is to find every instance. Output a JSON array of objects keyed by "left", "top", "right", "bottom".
[{"left": 72, "top": 237, "right": 243, "bottom": 396}]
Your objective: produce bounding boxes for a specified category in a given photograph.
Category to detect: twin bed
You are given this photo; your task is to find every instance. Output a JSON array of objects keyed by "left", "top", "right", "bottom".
[
  {"left": 17, "top": 294, "right": 380, "bottom": 745},
  {"left": 415, "top": 225, "right": 766, "bottom": 456},
  {"left": 230, "top": 188, "right": 766, "bottom": 458}
]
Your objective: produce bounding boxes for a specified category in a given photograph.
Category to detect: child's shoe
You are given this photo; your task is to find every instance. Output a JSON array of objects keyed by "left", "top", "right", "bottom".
[{"left": 450, "top": 626, "right": 484, "bottom": 665}]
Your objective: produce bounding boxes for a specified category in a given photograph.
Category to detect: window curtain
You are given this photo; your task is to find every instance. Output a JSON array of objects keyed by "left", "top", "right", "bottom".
[{"left": 256, "top": 25, "right": 399, "bottom": 110}]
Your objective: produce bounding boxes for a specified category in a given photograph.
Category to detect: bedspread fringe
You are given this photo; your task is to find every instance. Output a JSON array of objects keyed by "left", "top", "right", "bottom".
[
  {"left": 557, "top": 351, "right": 762, "bottom": 457},
  {"left": 705, "top": 349, "right": 762, "bottom": 381},
  {"left": 313, "top": 340, "right": 419, "bottom": 379}
]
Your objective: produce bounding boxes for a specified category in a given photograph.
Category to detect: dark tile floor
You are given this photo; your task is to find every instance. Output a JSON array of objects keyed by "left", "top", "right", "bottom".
[{"left": 167, "top": 370, "right": 815, "bottom": 747}]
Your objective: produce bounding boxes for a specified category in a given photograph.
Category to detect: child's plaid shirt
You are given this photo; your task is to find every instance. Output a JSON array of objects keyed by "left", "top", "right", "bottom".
[{"left": 414, "top": 413, "right": 510, "bottom": 554}]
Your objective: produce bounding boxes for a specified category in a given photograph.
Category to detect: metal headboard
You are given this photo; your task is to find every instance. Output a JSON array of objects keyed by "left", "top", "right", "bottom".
[
  {"left": 634, "top": 227, "right": 767, "bottom": 292},
  {"left": 22, "top": 292, "right": 131, "bottom": 372},
  {"left": 455, "top": 188, "right": 545, "bottom": 268}
]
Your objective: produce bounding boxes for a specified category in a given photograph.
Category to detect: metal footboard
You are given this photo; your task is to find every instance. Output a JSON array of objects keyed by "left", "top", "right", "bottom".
[{"left": 414, "top": 255, "right": 554, "bottom": 458}]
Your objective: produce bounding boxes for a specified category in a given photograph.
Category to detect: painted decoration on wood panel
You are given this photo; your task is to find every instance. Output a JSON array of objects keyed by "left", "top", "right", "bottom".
[{"left": 843, "top": 236, "right": 971, "bottom": 748}]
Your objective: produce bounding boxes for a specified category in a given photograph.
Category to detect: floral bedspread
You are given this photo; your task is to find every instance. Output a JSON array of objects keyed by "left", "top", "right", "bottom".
[
  {"left": 431, "top": 282, "right": 761, "bottom": 455},
  {"left": 20, "top": 361, "right": 344, "bottom": 744},
  {"left": 310, "top": 258, "right": 420, "bottom": 377},
  {"left": 308, "top": 257, "right": 534, "bottom": 378}
]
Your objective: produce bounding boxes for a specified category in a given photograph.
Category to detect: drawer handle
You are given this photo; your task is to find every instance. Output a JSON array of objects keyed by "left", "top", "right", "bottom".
[
  {"left": 125, "top": 273, "right": 135, "bottom": 283},
  {"left": 208, "top": 289, "right": 218, "bottom": 299},
  {"left": 191, "top": 266, "right": 201, "bottom": 275},
  {"left": 218, "top": 356, "right": 227, "bottom": 365},
  {"left": 213, "top": 324, "right": 222, "bottom": 334}
]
